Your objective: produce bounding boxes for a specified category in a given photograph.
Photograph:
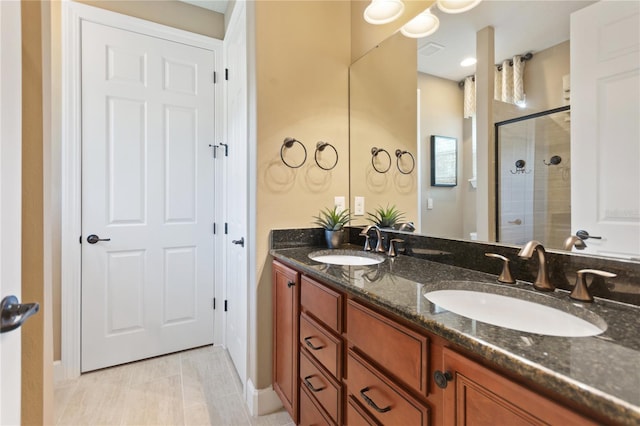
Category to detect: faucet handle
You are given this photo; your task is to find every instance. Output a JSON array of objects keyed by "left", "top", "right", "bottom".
[
  {"left": 388, "top": 239, "right": 404, "bottom": 257},
  {"left": 570, "top": 269, "right": 616, "bottom": 303},
  {"left": 360, "top": 234, "right": 372, "bottom": 251},
  {"left": 485, "top": 253, "right": 516, "bottom": 284}
]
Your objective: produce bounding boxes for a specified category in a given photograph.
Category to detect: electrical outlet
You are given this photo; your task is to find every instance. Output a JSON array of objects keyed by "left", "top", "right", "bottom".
[
  {"left": 355, "top": 196, "right": 365, "bottom": 216},
  {"left": 334, "top": 196, "right": 346, "bottom": 213}
]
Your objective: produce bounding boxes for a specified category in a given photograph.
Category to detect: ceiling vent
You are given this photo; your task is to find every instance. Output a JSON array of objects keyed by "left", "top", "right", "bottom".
[{"left": 419, "top": 42, "right": 445, "bottom": 57}]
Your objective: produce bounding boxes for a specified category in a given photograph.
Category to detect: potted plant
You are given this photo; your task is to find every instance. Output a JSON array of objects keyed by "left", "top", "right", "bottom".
[
  {"left": 367, "top": 204, "right": 405, "bottom": 229},
  {"left": 312, "top": 206, "right": 352, "bottom": 249}
]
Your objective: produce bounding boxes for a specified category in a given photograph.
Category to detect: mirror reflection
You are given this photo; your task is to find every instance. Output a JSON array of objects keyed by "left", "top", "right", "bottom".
[{"left": 349, "top": 0, "right": 640, "bottom": 260}]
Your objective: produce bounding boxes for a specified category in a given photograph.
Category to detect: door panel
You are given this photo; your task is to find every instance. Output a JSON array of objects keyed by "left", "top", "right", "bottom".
[
  {"left": 224, "top": 2, "right": 249, "bottom": 388},
  {"left": 571, "top": 1, "right": 640, "bottom": 258},
  {"left": 81, "top": 20, "right": 216, "bottom": 372}
]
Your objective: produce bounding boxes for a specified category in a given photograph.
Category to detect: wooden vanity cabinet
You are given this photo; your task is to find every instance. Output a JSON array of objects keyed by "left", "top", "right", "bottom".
[
  {"left": 272, "top": 260, "right": 300, "bottom": 422},
  {"left": 442, "top": 347, "right": 598, "bottom": 426},
  {"left": 299, "top": 275, "right": 345, "bottom": 425},
  {"left": 273, "top": 259, "right": 599, "bottom": 425}
]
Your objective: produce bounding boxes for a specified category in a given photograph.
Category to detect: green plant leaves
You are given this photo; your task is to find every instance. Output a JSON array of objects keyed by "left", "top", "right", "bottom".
[
  {"left": 312, "top": 206, "right": 352, "bottom": 231},
  {"left": 366, "top": 204, "right": 405, "bottom": 228}
]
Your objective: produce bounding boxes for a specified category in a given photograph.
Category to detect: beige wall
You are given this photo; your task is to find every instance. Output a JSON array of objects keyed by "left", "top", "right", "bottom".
[
  {"left": 254, "top": 0, "right": 351, "bottom": 389},
  {"left": 49, "top": 0, "right": 224, "bottom": 362},
  {"left": 418, "top": 73, "right": 464, "bottom": 238},
  {"left": 78, "top": 0, "right": 225, "bottom": 39},
  {"left": 524, "top": 40, "right": 570, "bottom": 112},
  {"left": 22, "top": 1, "right": 54, "bottom": 423},
  {"left": 350, "top": 33, "right": 418, "bottom": 228}
]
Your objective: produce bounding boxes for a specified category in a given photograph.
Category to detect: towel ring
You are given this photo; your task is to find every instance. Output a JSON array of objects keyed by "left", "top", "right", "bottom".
[
  {"left": 314, "top": 141, "right": 338, "bottom": 171},
  {"left": 280, "top": 137, "right": 307, "bottom": 169},
  {"left": 395, "top": 149, "right": 415, "bottom": 174},
  {"left": 371, "top": 147, "right": 392, "bottom": 173}
]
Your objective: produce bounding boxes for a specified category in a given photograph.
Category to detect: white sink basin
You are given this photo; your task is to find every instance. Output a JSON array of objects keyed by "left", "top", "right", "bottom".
[
  {"left": 424, "top": 289, "right": 606, "bottom": 337},
  {"left": 309, "top": 250, "right": 385, "bottom": 266}
]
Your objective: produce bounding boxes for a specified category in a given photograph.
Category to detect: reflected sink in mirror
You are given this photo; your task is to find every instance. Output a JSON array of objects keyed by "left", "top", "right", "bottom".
[
  {"left": 424, "top": 282, "right": 607, "bottom": 337},
  {"left": 308, "top": 250, "right": 385, "bottom": 266}
]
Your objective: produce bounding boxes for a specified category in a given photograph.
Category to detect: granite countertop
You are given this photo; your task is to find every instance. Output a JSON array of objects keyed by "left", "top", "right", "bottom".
[{"left": 270, "top": 245, "right": 640, "bottom": 425}]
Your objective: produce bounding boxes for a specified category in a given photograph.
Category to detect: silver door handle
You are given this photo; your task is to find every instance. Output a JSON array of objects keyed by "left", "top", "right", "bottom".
[
  {"left": 87, "top": 234, "right": 111, "bottom": 244},
  {"left": 1, "top": 295, "right": 39, "bottom": 333},
  {"left": 508, "top": 219, "right": 522, "bottom": 225},
  {"left": 232, "top": 237, "right": 245, "bottom": 247}
]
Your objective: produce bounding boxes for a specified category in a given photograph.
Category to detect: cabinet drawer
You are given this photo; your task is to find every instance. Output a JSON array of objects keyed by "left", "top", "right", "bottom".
[
  {"left": 347, "top": 299, "right": 429, "bottom": 396},
  {"left": 300, "top": 385, "right": 334, "bottom": 426},
  {"left": 347, "top": 350, "right": 430, "bottom": 426},
  {"left": 300, "top": 349, "right": 341, "bottom": 424},
  {"left": 300, "top": 312, "right": 342, "bottom": 378},
  {"left": 346, "top": 395, "right": 381, "bottom": 426},
  {"left": 301, "top": 275, "right": 343, "bottom": 332}
]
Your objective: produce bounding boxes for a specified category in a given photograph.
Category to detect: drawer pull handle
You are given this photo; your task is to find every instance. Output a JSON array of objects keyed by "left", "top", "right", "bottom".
[
  {"left": 303, "top": 375, "right": 325, "bottom": 393},
  {"left": 287, "top": 281, "right": 295, "bottom": 288},
  {"left": 304, "top": 336, "right": 324, "bottom": 351},
  {"left": 360, "top": 387, "right": 391, "bottom": 413}
]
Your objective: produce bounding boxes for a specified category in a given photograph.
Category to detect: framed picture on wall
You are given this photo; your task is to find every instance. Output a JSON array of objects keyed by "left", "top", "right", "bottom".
[{"left": 430, "top": 135, "right": 457, "bottom": 187}]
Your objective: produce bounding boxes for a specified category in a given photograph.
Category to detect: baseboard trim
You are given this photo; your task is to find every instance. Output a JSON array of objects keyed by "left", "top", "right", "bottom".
[
  {"left": 246, "top": 379, "right": 283, "bottom": 417},
  {"left": 53, "top": 360, "right": 65, "bottom": 384}
]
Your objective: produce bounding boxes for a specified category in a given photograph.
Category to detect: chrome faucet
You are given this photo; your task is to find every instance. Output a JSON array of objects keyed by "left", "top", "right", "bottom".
[
  {"left": 563, "top": 235, "right": 587, "bottom": 251},
  {"left": 360, "top": 225, "right": 385, "bottom": 253},
  {"left": 518, "top": 240, "right": 555, "bottom": 291}
]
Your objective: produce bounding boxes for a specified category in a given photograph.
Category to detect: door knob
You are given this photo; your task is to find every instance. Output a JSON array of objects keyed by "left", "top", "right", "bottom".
[
  {"left": 576, "top": 230, "right": 602, "bottom": 240},
  {"left": 87, "top": 234, "right": 111, "bottom": 244},
  {"left": 232, "top": 237, "right": 245, "bottom": 247},
  {"left": 1, "top": 295, "right": 40, "bottom": 333}
]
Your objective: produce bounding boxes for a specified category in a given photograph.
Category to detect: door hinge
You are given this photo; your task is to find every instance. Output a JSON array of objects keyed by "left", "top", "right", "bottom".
[
  {"left": 213, "top": 298, "right": 216, "bottom": 309},
  {"left": 213, "top": 223, "right": 216, "bottom": 234},
  {"left": 225, "top": 68, "right": 229, "bottom": 81},
  {"left": 224, "top": 223, "right": 228, "bottom": 234},
  {"left": 213, "top": 71, "right": 217, "bottom": 84},
  {"left": 224, "top": 300, "right": 228, "bottom": 312},
  {"left": 79, "top": 235, "right": 82, "bottom": 244},
  {"left": 219, "top": 142, "right": 228, "bottom": 157}
]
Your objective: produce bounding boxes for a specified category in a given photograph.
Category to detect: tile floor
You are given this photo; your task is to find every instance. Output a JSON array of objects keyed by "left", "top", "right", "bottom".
[{"left": 54, "top": 345, "right": 294, "bottom": 426}]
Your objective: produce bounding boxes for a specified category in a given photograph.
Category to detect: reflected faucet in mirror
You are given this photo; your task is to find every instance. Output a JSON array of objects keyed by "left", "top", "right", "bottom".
[{"left": 563, "top": 235, "right": 587, "bottom": 251}]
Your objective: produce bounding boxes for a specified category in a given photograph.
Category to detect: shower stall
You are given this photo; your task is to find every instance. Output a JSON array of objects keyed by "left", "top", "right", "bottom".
[{"left": 495, "top": 106, "right": 571, "bottom": 250}]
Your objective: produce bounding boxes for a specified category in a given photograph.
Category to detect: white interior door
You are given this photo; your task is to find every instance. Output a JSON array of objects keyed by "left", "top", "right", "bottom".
[
  {"left": 223, "top": 2, "right": 248, "bottom": 388},
  {"left": 0, "top": 1, "right": 22, "bottom": 422},
  {"left": 81, "top": 20, "right": 216, "bottom": 372},
  {"left": 571, "top": 1, "right": 640, "bottom": 259}
]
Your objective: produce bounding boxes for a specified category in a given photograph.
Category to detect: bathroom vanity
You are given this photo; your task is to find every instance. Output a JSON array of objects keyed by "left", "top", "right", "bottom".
[{"left": 271, "top": 242, "right": 640, "bottom": 425}]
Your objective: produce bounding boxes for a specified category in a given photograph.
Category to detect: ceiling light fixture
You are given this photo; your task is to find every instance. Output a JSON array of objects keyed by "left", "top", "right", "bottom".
[
  {"left": 437, "top": 0, "right": 482, "bottom": 14},
  {"left": 400, "top": 8, "right": 439, "bottom": 38},
  {"left": 460, "top": 57, "right": 477, "bottom": 67},
  {"left": 363, "top": 0, "right": 405, "bottom": 25}
]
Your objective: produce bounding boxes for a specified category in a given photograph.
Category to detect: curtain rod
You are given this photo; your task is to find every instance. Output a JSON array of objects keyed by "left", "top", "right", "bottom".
[{"left": 458, "top": 52, "right": 533, "bottom": 88}]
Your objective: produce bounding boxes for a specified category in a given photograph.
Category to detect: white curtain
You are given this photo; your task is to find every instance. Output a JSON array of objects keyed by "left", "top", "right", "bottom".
[
  {"left": 463, "top": 76, "right": 476, "bottom": 118},
  {"left": 494, "top": 55, "right": 525, "bottom": 105}
]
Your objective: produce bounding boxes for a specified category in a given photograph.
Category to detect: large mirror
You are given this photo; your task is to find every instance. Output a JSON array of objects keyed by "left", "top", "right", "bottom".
[{"left": 349, "top": 0, "right": 640, "bottom": 260}]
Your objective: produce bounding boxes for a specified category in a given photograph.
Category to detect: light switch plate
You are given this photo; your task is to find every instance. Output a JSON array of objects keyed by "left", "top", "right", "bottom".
[
  {"left": 355, "top": 196, "right": 365, "bottom": 216},
  {"left": 427, "top": 198, "right": 434, "bottom": 210},
  {"left": 334, "top": 196, "right": 346, "bottom": 213}
]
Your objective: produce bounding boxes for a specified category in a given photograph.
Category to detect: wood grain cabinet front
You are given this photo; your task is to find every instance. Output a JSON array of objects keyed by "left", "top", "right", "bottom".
[
  {"left": 301, "top": 275, "right": 343, "bottom": 333},
  {"left": 299, "top": 385, "right": 334, "bottom": 426},
  {"left": 300, "top": 348, "right": 341, "bottom": 424},
  {"left": 347, "top": 349, "right": 431, "bottom": 426},
  {"left": 347, "top": 299, "right": 430, "bottom": 397},
  {"left": 442, "top": 347, "right": 598, "bottom": 426},
  {"left": 272, "top": 260, "right": 300, "bottom": 423},
  {"left": 300, "top": 312, "right": 342, "bottom": 379}
]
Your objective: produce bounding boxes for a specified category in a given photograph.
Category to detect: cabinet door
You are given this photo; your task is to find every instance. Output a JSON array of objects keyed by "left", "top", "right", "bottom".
[
  {"left": 442, "top": 348, "right": 598, "bottom": 426},
  {"left": 272, "top": 260, "right": 300, "bottom": 422}
]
